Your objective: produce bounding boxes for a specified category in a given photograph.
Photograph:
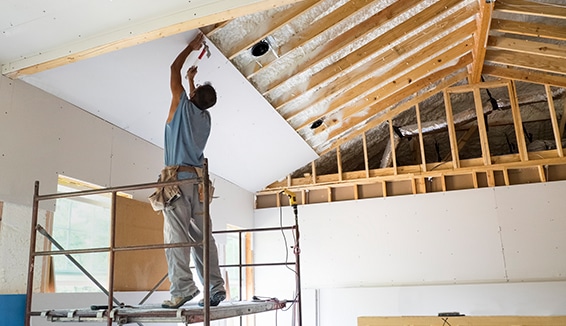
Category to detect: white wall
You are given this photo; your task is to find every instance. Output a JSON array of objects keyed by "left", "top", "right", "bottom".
[
  {"left": 253, "top": 182, "right": 566, "bottom": 325},
  {"left": 0, "top": 74, "right": 254, "bottom": 305}
]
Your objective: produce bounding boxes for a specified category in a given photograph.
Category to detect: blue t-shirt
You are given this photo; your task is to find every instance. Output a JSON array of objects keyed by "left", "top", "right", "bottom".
[{"left": 164, "top": 91, "right": 211, "bottom": 168}]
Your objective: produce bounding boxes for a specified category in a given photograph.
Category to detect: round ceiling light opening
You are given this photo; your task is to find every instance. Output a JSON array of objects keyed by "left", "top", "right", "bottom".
[{"left": 251, "top": 40, "right": 270, "bottom": 57}]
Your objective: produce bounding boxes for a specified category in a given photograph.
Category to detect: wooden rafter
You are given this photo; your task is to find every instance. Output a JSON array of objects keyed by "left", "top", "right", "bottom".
[
  {"left": 545, "top": 84, "right": 564, "bottom": 157},
  {"left": 507, "top": 80, "right": 529, "bottom": 162},
  {"left": 256, "top": 0, "right": 423, "bottom": 94},
  {"left": 291, "top": 23, "right": 476, "bottom": 131},
  {"left": 469, "top": 0, "right": 493, "bottom": 83},
  {"left": 491, "top": 19, "right": 566, "bottom": 42},
  {"left": 246, "top": 0, "right": 375, "bottom": 79},
  {"left": 270, "top": 0, "right": 474, "bottom": 110},
  {"left": 316, "top": 41, "right": 474, "bottom": 150},
  {"left": 495, "top": 0, "right": 566, "bottom": 19},
  {"left": 319, "top": 66, "right": 470, "bottom": 155},
  {"left": 487, "top": 36, "right": 566, "bottom": 60},
  {"left": 225, "top": 0, "right": 321, "bottom": 59},
  {"left": 485, "top": 50, "right": 566, "bottom": 76},
  {"left": 483, "top": 65, "right": 566, "bottom": 88}
]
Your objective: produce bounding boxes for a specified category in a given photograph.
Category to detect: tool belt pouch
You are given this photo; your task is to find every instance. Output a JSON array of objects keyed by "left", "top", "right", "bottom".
[
  {"left": 198, "top": 181, "right": 215, "bottom": 204},
  {"left": 148, "top": 166, "right": 182, "bottom": 211}
]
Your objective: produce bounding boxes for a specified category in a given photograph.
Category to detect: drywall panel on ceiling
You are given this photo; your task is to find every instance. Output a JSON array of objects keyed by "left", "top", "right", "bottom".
[
  {"left": 21, "top": 30, "right": 318, "bottom": 192},
  {"left": 494, "top": 181, "right": 566, "bottom": 280}
]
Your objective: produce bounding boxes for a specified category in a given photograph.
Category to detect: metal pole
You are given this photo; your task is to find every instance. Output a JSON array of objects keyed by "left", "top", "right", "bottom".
[
  {"left": 293, "top": 208, "right": 303, "bottom": 326},
  {"left": 25, "top": 181, "right": 40, "bottom": 326},
  {"left": 203, "top": 159, "right": 211, "bottom": 326},
  {"left": 107, "top": 191, "right": 118, "bottom": 326},
  {"left": 36, "top": 225, "right": 120, "bottom": 306}
]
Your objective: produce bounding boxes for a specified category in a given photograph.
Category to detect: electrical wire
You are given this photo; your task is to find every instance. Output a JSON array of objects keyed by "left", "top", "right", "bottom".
[{"left": 279, "top": 205, "right": 300, "bottom": 313}]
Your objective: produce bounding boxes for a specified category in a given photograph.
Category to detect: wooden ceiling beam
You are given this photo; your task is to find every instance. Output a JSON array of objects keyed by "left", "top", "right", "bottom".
[
  {"left": 270, "top": 0, "right": 474, "bottom": 109},
  {"left": 317, "top": 57, "right": 471, "bottom": 154},
  {"left": 256, "top": 0, "right": 423, "bottom": 93},
  {"left": 291, "top": 21, "right": 476, "bottom": 131},
  {"left": 485, "top": 50, "right": 566, "bottom": 75},
  {"left": 487, "top": 36, "right": 566, "bottom": 60},
  {"left": 482, "top": 65, "right": 566, "bottom": 88},
  {"left": 225, "top": 0, "right": 321, "bottom": 59},
  {"left": 2, "top": 0, "right": 305, "bottom": 78},
  {"left": 246, "top": 0, "right": 374, "bottom": 79},
  {"left": 469, "top": 0, "right": 493, "bottom": 83},
  {"left": 491, "top": 19, "right": 566, "bottom": 41},
  {"left": 310, "top": 38, "right": 474, "bottom": 147},
  {"left": 495, "top": 0, "right": 566, "bottom": 19}
]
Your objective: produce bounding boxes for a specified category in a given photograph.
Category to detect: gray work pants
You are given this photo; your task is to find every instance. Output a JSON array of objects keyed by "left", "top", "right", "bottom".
[{"left": 162, "top": 178, "right": 225, "bottom": 298}]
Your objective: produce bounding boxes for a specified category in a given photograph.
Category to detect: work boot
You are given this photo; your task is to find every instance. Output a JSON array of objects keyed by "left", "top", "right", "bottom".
[
  {"left": 162, "top": 289, "right": 200, "bottom": 309},
  {"left": 198, "top": 291, "right": 226, "bottom": 307}
]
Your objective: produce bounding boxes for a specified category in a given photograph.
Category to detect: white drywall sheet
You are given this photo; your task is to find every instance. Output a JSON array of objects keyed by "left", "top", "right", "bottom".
[{"left": 20, "top": 30, "right": 318, "bottom": 193}]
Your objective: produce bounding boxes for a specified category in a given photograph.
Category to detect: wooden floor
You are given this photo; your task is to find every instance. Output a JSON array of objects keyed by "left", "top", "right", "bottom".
[{"left": 33, "top": 299, "right": 286, "bottom": 324}]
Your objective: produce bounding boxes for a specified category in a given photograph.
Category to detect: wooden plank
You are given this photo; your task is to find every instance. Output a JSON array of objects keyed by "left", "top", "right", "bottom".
[
  {"left": 226, "top": 0, "right": 321, "bottom": 59},
  {"left": 270, "top": 0, "right": 474, "bottom": 108},
  {"left": 258, "top": 0, "right": 423, "bottom": 93},
  {"left": 362, "top": 132, "right": 370, "bottom": 178},
  {"left": 319, "top": 65, "right": 470, "bottom": 155},
  {"left": 448, "top": 79, "right": 508, "bottom": 94},
  {"left": 443, "top": 90, "right": 460, "bottom": 168},
  {"left": 483, "top": 65, "right": 566, "bottom": 88},
  {"left": 248, "top": 0, "right": 374, "bottom": 79},
  {"left": 358, "top": 315, "right": 566, "bottom": 326},
  {"left": 545, "top": 84, "right": 564, "bottom": 157},
  {"left": 485, "top": 50, "right": 566, "bottom": 75},
  {"left": 3, "top": 0, "right": 306, "bottom": 78},
  {"left": 336, "top": 147, "right": 343, "bottom": 181},
  {"left": 443, "top": 124, "right": 479, "bottom": 162},
  {"left": 388, "top": 120, "right": 398, "bottom": 175},
  {"left": 508, "top": 80, "right": 529, "bottom": 161},
  {"left": 539, "top": 165, "right": 547, "bottom": 182},
  {"left": 469, "top": 0, "right": 494, "bottom": 83},
  {"left": 495, "top": 0, "right": 566, "bottom": 19},
  {"left": 488, "top": 36, "right": 566, "bottom": 60},
  {"left": 491, "top": 18, "right": 566, "bottom": 42},
  {"left": 473, "top": 87, "right": 491, "bottom": 166},
  {"left": 415, "top": 104, "right": 427, "bottom": 172},
  {"left": 560, "top": 98, "right": 566, "bottom": 139}
]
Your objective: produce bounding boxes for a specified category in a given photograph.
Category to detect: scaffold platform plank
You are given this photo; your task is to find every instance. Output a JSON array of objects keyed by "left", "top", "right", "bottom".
[{"left": 33, "top": 299, "right": 286, "bottom": 324}]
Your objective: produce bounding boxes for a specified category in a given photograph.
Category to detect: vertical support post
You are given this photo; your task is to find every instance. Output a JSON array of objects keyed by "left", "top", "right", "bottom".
[
  {"left": 336, "top": 147, "right": 343, "bottom": 182},
  {"left": 508, "top": 80, "right": 528, "bottom": 161},
  {"left": 473, "top": 87, "right": 492, "bottom": 167},
  {"left": 203, "top": 158, "right": 211, "bottom": 326},
  {"left": 415, "top": 104, "right": 427, "bottom": 172},
  {"left": 25, "top": 181, "right": 40, "bottom": 326},
  {"left": 362, "top": 132, "right": 370, "bottom": 178},
  {"left": 545, "top": 85, "right": 563, "bottom": 157},
  {"left": 107, "top": 191, "right": 117, "bottom": 326},
  {"left": 388, "top": 119, "right": 398, "bottom": 174},
  {"left": 444, "top": 90, "right": 460, "bottom": 168}
]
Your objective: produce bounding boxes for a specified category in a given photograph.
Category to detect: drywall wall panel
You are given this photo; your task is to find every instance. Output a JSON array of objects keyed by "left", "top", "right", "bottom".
[
  {"left": 256, "top": 188, "right": 506, "bottom": 289},
  {"left": 0, "top": 202, "right": 47, "bottom": 293},
  {"left": 494, "top": 182, "right": 566, "bottom": 280},
  {"left": 319, "top": 281, "right": 566, "bottom": 326}
]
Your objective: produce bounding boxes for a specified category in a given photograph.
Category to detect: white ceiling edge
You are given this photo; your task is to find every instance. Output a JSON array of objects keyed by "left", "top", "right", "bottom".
[{"left": 21, "top": 31, "right": 318, "bottom": 193}]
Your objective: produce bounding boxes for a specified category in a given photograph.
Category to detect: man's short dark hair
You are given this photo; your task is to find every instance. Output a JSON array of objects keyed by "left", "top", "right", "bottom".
[{"left": 193, "top": 84, "right": 217, "bottom": 110}]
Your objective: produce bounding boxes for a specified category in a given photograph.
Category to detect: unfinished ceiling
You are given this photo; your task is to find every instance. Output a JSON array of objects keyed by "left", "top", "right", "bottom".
[
  {"left": 2, "top": 0, "right": 566, "bottom": 198},
  {"left": 196, "top": 0, "right": 566, "bottom": 197}
]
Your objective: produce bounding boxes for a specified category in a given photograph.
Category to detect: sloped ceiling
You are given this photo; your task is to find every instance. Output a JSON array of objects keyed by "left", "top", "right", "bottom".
[{"left": 2, "top": 0, "right": 566, "bottom": 193}]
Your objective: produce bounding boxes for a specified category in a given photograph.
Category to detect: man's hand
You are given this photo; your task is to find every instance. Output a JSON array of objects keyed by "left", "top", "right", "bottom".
[
  {"left": 188, "top": 33, "right": 204, "bottom": 52},
  {"left": 186, "top": 66, "right": 198, "bottom": 81}
]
